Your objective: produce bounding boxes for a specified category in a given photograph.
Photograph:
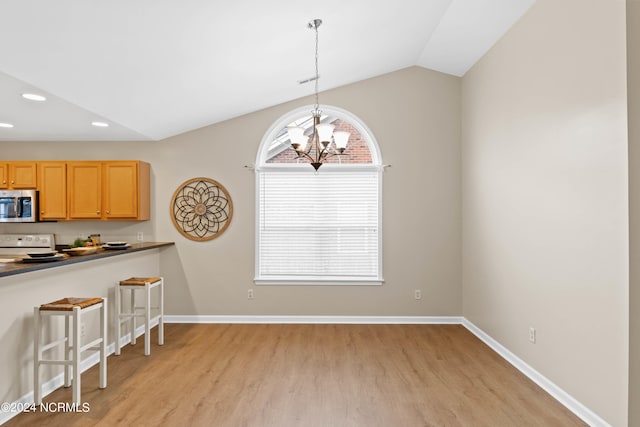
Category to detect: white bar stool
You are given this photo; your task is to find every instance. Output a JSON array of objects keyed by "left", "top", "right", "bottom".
[
  {"left": 33, "top": 297, "right": 107, "bottom": 405},
  {"left": 115, "top": 277, "right": 164, "bottom": 356}
]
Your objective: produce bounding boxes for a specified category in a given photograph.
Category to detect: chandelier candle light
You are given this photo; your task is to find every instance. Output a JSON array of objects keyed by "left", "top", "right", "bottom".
[{"left": 287, "top": 19, "right": 350, "bottom": 171}]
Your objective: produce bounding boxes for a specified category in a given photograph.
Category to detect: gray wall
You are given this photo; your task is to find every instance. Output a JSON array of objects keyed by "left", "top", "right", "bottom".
[
  {"left": 628, "top": 0, "right": 640, "bottom": 425},
  {"left": 461, "top": 0, "right": 628, "bottom": 425}
]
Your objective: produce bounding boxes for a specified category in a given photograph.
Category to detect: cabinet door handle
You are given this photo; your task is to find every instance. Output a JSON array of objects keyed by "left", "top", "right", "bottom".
[
  {"left": 10, "top": 180, "right": 14, "bottom": 184},
  {"left": 106, "top": 210, "right": 110, "bottom": 214},
  {"left": 96, "top": 211, "right": 100, "bottom": 215},
  {"left": 41, "top": 211, "right": 45, "bottom": 215}
]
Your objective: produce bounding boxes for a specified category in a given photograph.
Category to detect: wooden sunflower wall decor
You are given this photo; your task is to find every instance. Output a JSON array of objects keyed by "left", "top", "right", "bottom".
[{"left": 170, "top": 177, "right": 233, "bottom": 241}]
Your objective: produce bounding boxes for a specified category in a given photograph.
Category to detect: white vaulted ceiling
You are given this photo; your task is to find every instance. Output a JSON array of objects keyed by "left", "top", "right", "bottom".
[{"left": 0, "top": 0, "right": 535, "bottom": 141}]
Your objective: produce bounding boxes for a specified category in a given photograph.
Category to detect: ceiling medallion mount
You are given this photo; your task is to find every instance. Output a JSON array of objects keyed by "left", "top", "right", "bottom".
[{"left": 287, "top": 18, "right": 350, "bottom": 172}]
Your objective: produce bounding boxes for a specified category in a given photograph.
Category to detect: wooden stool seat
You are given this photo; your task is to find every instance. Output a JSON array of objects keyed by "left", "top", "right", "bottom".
[
  {"left": 119, "top": 277, "right": 162, "bottom": 286},
  {"left": 34, "top": 296, "right": 107, "bottom": 405},
  {"left": 115, "top": 276, "right": 164, "bottom": 356},
  {"left": 40, "top": 297, "right": 104, "bottom": 311}
]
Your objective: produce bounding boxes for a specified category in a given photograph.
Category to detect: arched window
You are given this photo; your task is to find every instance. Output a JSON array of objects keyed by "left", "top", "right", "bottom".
[{"left": 255, "top": 105, "right": 383, "bottom": 285}]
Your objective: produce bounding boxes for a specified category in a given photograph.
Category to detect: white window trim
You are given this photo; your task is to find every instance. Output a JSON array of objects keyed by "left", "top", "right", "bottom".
[{"left": 254, "top": 105, "right": 384, "bottom": 286}]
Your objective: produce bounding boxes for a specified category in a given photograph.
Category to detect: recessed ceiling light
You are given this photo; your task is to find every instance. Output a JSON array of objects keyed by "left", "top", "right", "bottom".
[
  {"left": 91, "top": 121, "right": 109, "bottom": 128},
  {"left": 22, "top": 93, "right": 47, "bottom": 102},
  {"left": 0, "top": 123, "right": 14, "bottom": 128}
]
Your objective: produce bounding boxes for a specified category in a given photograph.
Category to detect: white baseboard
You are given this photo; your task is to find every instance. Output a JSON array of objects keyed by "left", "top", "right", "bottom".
[
  {"left": 462, "top": 319, "right": 610, "bottom": 427},
  {"left": 164, "top": 315, "right": 463, "bottom": 324},
  {"left": 1, "top": 316, "right": 609, "bottom": 427}
]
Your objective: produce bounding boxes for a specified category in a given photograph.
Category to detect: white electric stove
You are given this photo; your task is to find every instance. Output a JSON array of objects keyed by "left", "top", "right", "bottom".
[{"left": 0, "top": 234, "right": 56, "bottom": 260}]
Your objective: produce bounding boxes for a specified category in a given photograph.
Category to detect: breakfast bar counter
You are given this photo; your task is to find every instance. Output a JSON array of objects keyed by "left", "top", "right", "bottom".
[
  {"left": 0, "top": 242, "right": 174, "bottom": 278},
  {"left": 0, "top": 239, "right": 176, "bottom": 421}
]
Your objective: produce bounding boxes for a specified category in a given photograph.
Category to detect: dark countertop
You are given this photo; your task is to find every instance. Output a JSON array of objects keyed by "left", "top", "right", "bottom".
[{"left": 0, "top": 242, "right": 174, "bottom": 278}]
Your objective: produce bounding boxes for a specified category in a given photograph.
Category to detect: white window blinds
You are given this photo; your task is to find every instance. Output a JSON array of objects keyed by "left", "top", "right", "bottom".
[{"left": 256, "top": 167, "right": 382, "bottom": 284}]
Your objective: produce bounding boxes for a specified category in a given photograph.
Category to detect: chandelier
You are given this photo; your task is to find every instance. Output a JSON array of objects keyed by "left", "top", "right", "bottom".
[{"left": 287, "top": 19, "right": 350, "bottom": 171}]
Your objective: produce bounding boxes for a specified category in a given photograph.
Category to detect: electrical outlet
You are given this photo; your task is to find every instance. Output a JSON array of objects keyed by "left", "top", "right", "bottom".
[
  {"left": 529, "top": 327, "right": 536, "bottom": 343},
  {"left": 414, "top": 289, "right": 421, "bottom": 300},
  {"left": 137, "top": 232, "right": 144, "bottom": 241},
  {"left": 247, "top": 289, "right": 254, "bottom": 300}
]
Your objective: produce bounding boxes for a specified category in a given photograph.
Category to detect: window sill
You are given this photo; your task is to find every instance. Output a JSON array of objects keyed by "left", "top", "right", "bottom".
[{"left": 254, "top": 278, "right": 384, "bottom": 286}]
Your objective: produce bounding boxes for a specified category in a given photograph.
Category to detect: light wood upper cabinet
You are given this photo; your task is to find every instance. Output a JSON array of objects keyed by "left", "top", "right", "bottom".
[
  {"left": 0, "top": 162, "right": 37, "bottom": 189},
  {"left": 102, "top": 161, "right": 150, "bottom": 220},
  {"left": 67, "top": 162, "right": 102, "bottom": 219},
  {"left": 37, "top": 162, "right": 67, "bottom": 220},
  {"left": 67, "top": 160, "right": 150, "bottom": 221},
  {"left": 0, "top": 164, "right": 6, "bottom": 189},
  {"left": 3, "top": 159, "right": 150, "bottom": 221}
]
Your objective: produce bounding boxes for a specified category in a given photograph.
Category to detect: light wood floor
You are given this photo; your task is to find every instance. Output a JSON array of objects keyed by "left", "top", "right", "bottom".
[{"left": 6, "top": 324, "right": 586, "bottom": 427}]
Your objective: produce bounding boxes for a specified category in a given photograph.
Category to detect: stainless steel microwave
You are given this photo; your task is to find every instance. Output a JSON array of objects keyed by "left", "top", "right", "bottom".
[{"left": 0, "top": 189, "right": 38, "bottom": 222}]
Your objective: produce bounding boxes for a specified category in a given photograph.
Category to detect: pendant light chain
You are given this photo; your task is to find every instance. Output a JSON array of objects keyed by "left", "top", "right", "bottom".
[
  {"left": 286, "top": 18, "right": 351, "bottom": 171},
  {"left": 313, "top": 21, "right": 320, "bottom": 113}
]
